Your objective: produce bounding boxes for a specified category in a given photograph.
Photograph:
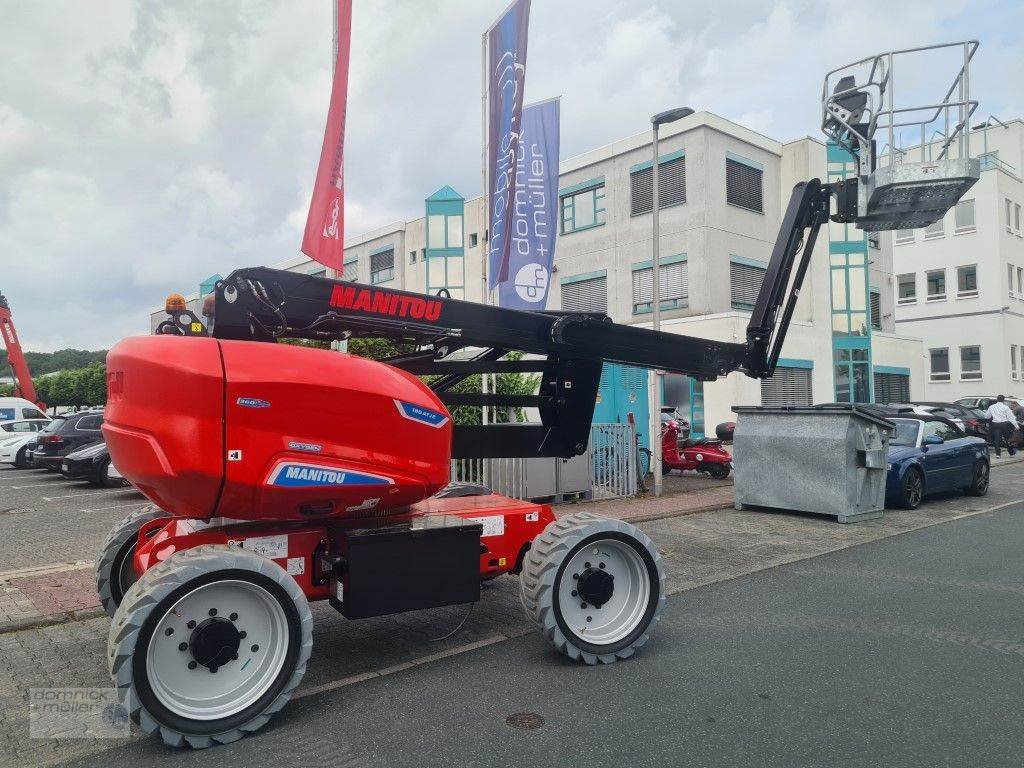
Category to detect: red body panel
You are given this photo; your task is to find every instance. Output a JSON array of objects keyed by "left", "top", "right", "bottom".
[
  {"left": 134, "top": 495, "right": 557, "bottom": 597},
  {"left": 104, "top": 336, "right": 225, "bottom": 518},
  {"left": 104, "top": 336, "right": 451, "bottom": 521},
  {"left": 216, "top": 340, "right": 451, "bottom": 521},
  {"left": 109, "top": 333, "right": 555, "bottom": 600}
]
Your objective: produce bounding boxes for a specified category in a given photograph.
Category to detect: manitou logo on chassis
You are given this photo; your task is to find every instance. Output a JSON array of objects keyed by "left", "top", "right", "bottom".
[{"left": 329, "top": 285, "right": 442, "bottom": 322}]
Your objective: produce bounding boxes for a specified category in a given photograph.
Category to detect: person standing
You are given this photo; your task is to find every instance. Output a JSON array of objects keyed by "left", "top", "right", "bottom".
[{"left": 985, "top": 395, "right": 1019, "bottom": 457}]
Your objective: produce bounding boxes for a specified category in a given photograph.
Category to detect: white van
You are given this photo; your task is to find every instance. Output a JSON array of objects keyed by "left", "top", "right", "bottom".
[{"left": 0, "top": 397, "right": 48, "bottom": 423}]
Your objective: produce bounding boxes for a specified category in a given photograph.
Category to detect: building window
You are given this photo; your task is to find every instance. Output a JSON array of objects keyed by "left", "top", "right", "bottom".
[
  {"left": 923, "top": 217, "right": 944, "bottom": 239},
  {"left": 630, "top": 155, "right": 685, "bottom": 216},
  {"left": 929, "top": 348, "right": 950, "bottom": 382},
  {"left": 925, "top": 269, "right": 946, "bottom": 301},
  {"left": 761, "top": 365, "right": 812, "bottom": 407},
  {"left": 897, "top": 273, "right": 916, "bottom": 304},
  {"left": 874, "top": 371, "right": 910, "bottom": 403},
  {"left": 428, "top": 214, "right": 463, "bottom": 249},
  {"left": 342, "top": 259, "right": 358, "bottom": 282},
  {"left": 1016, "top": 203, "right": 1022, "bottom": 234},
  {"left": 632, "top": 260, "right": 688, "bottom": 314},
  {"left": 1018, "top": 267, "right": 1023, "bottom": 295},
  {"left": 960, "top": 345, "right": 982, "bottom": 381},
  {"left": 954, "top": 199, "right": 976, "bottom": 233},
  {"left": 469, "top": 232, "right": 478, "bottom": 247},
  {"left": 730, "top": 260, "right": 766, "bottom": 309},
  {"left": 895, "top": 229, "right": 914, "bottom": 245},
  {"left": 409, "top": 250, "right": 417, "bottom": 264},
  {"left": 560, "top": 275, "right": 608, "bottom": 313},
  {"left": 421, "top": 248, "right": 426, "bottom": 261},
  {"left": 1012, "top": 345, "right": 1019, "bottom": 380},
  {"left": 1008, "top": 199, "right": 1014, "bottom": 232},
  {"left": 725, "top": 157, "right": 764, "bottom": 213},
  {"left": 956, "top": 265, "right": 978, "bottom": 298},
  {"left": 370, "top": 249, "right": 395, "bottom": 284},
  {"left": 869, "top": 289, "right": 882, "bottom": 330},
  {"left": 867, "top": 232, "right": 880, "bottom": 249},
  {"left": 561, "top": 184, "right": 606, "bottom": 234},
  {"left": 1009, "top": 264, "right": 1016, "bottom": 298}
]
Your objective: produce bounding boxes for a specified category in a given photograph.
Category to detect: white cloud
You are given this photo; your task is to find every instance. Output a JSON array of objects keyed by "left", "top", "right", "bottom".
[{"left": 0, "top": 0, "right": 1018, "bottom": 350}]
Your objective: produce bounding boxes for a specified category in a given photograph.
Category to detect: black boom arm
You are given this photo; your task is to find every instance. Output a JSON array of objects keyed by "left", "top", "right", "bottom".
[{"left": 205, "top": 178, "right": 837, "bottom": 458}]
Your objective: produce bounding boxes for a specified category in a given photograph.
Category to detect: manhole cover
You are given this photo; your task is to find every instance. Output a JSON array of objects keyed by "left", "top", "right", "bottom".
[{"left": 506, "top": 712, "right": 544, "bottom": 730}]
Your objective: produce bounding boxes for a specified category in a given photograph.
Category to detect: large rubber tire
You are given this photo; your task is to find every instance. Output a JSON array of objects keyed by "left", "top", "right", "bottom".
[
  {"left": 13, "top": 446, "right": 29, "bottom": 469},
  {"left": 965, "top": 459, "right": 990, "bottom": 496},
  {"left": 96, "top": 505, "right": 172, "bottom": 617},
  {"left": 900, "top": 467, "right": 924, "bottom": 510},
  {"left": 520, "top": 512, "right": 665, "bottom": 665},
  {"left": 108, "top": 545, "right": 313, "bottom": 748}
]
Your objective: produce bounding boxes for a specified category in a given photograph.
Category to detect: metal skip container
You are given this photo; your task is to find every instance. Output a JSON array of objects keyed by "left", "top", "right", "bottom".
[{"left": 731, "top": 405, "right": 893, "bottom": 523}]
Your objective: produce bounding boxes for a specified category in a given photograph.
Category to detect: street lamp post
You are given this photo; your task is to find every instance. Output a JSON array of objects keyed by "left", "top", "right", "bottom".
[{"left": 648, "top": 107, "right": 694, "bottom": 497}]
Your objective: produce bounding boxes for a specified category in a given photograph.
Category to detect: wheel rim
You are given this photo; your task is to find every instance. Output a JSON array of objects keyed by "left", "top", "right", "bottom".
[
  {"left": 558, "top": 538, "right": 651, "bottom": 646},
  {"left": 145, "top": 579, "right": 290, "bottom": 721},
  {"left": 907, "top": 473, "right": 923, "bottom": 506},
  {"left": 975, "top": 463, "right": 989, "bottom": 492}
]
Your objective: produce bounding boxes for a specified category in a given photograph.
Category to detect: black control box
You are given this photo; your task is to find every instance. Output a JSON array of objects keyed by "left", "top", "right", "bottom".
[{"left": 330, "top": 515, "right": 482, "bottom": 619}]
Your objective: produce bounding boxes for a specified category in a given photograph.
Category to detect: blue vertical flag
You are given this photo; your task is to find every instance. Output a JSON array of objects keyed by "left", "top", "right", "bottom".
[
  {"left": 497, "top": 98, "right": 560, "bottom": 310},
  {"left": 487, "top": 0, "right": 531, "bottom": 290}
]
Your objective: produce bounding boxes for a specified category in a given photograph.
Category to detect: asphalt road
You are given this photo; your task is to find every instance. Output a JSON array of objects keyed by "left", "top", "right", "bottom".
[{"left": 59, "top": 500, "right": 1024, "bottom": 768}]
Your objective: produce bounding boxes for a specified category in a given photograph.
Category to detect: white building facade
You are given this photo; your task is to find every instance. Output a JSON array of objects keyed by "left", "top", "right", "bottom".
[
  {"left": 153, "top": 112, "right": 925, "bottom": 435},
  {"left": 893, "top": 119, "right": 1024, "bottom": 401}
]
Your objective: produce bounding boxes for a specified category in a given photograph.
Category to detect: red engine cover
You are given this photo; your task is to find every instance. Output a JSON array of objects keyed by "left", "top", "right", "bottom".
[{"left": 104, "top": 336, "right": 452, "bottom": 521}]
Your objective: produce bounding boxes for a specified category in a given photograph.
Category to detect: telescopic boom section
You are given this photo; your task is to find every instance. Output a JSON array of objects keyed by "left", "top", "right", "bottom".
[
  {"left": 0, "top": 293, "right": 42, "bottom": 408},
  {"left": 208, "top": 186, "right": 825, "bottom": 459}
]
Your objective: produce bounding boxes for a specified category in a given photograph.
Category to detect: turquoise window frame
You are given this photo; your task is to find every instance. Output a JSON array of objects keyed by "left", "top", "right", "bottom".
[
  {"left": 560, "top": 179, "right": 606, "bottom": 235},
  {"left": 425, "top": 191, "right": 466, "bottom": 295},
  {"left": 827, "top": 141, "right": 873, "bottom": 403},
  {"left": 729, "top": 255, "right": 767, "bottom": 311},
  {"left": 629, "top": 150, "right": 687, "bottom": 219},
  {"left": 631, "top": 254, "right": 688, "bottom": 315}
]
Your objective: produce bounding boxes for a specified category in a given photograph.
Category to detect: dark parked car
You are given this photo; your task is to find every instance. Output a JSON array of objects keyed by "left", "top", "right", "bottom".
[
  {"left": 911, "top": 402, "right": 989, "bottom": 438},
  {"left": 885, "top": 416, "right": 989, "bottom": 509},
  {"left": 61, "top": 441, "right": 126, "bottom": 488},
  {"left": 33, "top": 410, "right": 105, "bottom": 471}
]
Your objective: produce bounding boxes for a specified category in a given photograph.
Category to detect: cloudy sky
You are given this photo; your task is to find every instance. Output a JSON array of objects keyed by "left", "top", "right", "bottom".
[{"left": 1, "top": 0, "right": 1020, "bottom": 351}]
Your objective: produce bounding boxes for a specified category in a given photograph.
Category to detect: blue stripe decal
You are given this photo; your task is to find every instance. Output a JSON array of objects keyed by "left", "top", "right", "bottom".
[
  {"left": 394, "top": 400, "right": 449, "bottom": 428},
  {"left": 268, "top": 462, "right": 393, "bottom": 487}
]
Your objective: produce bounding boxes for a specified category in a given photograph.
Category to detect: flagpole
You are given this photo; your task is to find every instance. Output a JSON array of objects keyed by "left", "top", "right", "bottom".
[
  {"left": 330, "top": 1, "right": 346, "bottom": 353},
  {"left": 481, "top": 28, "right": 490, "bottom": 430},
  {"left": 329, "top": 0, "right": 339, "bottom": 288}
]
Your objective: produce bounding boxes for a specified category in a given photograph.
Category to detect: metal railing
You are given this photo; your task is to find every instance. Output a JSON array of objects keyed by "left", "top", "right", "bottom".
[
  {"left": 822, "top": 40, "right": 979, "bottom": 170},
  {"left": 449, "top": 422, "right": 641, "bottom": 502},
  {"left": 589, "top": 423, "right": 639, "bottom": 500},
  {"left": 450, "top": 457, "right": 527, "bottom": 499}
]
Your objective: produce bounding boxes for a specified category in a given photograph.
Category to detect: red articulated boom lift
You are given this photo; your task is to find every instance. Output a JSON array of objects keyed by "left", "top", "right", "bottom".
[
  {"left": 0, "top": 292, "right": 45, "bottom": 410},
  {"left": 97, "top": 42, "right": 979, "bottom": 748}
]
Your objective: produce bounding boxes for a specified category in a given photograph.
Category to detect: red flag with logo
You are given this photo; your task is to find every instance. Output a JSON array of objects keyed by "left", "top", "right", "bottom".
[{"left": 301, "top": 0, "right": 353, "bottom": 271}]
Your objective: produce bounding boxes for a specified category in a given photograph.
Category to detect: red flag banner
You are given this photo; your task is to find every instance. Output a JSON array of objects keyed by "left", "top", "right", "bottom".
[{"left": 301, "top": 0, "right": 353, "bottom": 271}]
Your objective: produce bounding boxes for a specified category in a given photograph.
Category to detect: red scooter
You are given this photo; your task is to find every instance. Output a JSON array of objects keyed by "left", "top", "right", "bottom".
[{"left": 661, "top": 418, "right": 733, "bottom": 479}]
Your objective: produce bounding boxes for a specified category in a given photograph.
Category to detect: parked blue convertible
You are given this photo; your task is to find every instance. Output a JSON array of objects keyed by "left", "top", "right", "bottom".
[{"left": 886, "top": 416, "right": 990, "bottom": 509}]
